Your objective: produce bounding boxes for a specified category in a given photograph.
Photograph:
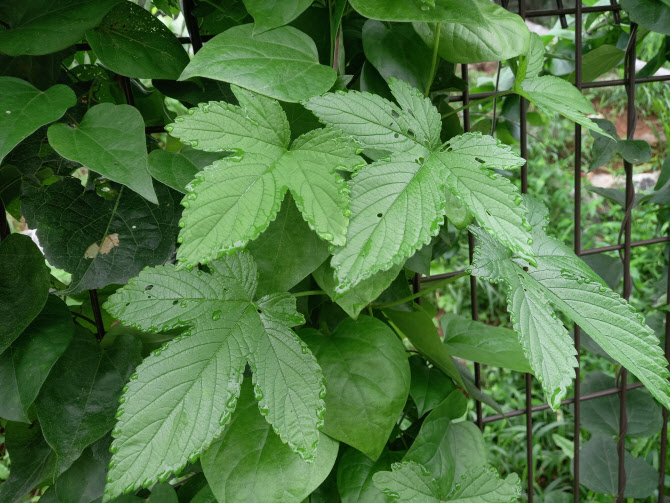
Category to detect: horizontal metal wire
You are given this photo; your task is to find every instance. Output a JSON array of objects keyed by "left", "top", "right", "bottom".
[
  {"left": 526, "top": 4, "right": 621, "bottom": 17},
  {"left": 480, "top": 381, "right": 644, "bottom": 424}
]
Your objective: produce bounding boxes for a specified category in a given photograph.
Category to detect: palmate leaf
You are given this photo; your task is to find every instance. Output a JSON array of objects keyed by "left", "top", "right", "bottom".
[
  {"left": 167, "top": 86, "right": 363, "bottom": 267},
  {"left": 102, "top": 251, "right": 325, "bottom": 501},
  {"left": 469, "top": 195, "right": 670, "bottom": 410},
  {"left": 305, "top": 81, "right": 533, "bottom": 291}
]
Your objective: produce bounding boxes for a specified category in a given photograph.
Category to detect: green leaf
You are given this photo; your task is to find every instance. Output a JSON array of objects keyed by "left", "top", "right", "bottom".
[
  {"left": 304, "top": 78, "right": 442, "bottom": 159},
  {"left": 589, "top": 119, "right": 619, "bottom": 170},
  {"left": 413, "top": 0, "right": 529, "bottom": 64},
  {"left": 348, "top": 0, "right": 494, "bottom": 23},
  {"left": 330, "top": 155, "right": 445, "bottom": 292},
  {"left": 248, "top": 195, "right": 330, "bottom": 297},
  {"left": 0, "top": 296, "right": 74, "bottom": 422},
  {"left": 337, "top": 447, "right": 404, "bottom": 503},
  {"left": 169, "top": 89, "right": 363, "bottom": 267},
  {"left": 243, "top": 0, "right": 313, "bottom": 34},
  {"left": 0, "top": 233, "right": 50, "bottom": 353},
  {"left": 408, "top": 356, "right": 456, "bottom": 417},
  {"left": 179, "top": 24, "right": 336, "bottom": 102},
  {"left": 363, "top": 21, "right": 433, "bottom": 92},
  {"left": 577, "top": 436, "right": 657, "bottom": 499},
  {"left": 618, "top": 139, "right": 652, "bottom": 165},
  {"left": 201, "top": 379, "right": 338, "bottom": 503},
  {"left": 0, "top": 77, "right": 76, "bottom": 163},
  {"left": 85, "top": 1, "right": 190, "bottom": 79},
  {"left": 440, "top": 313, "right": 531, "bottom": 372},
  {"left": 440, "top": 421, "right": 487, "bottom": 482},
  {"left": 383, "top": 308, "right": 463, "bottom": 387},
  {"left": 301, "top": 317, "right": 411, "bottom": 461},
  {"left": 404, "top": 392, "right": 466, "bottom": 494},
  {"left": 0, "top": 0, "right": 121, "bottom": 56},
  {"left": 147, "top": 147, "right": 227, "bottom": 194},
  {"left": 47, "top": 103, "right": 158, "bottom": 203},
  {"left": 22, "top": 178, "right": 181, "bottom": 294},
  {"left": 0, "top": 422, "right": 61, "bottom": 503},
  {"left": 515, "top": 76, "right": 612, "bottom": 138},
  {"left": 568, "top": 45, "right": 624, "bottom": 84},
  {"left": 524, "top": 33, "right": 545, "bottom": 80},
  {"left": 621, "top": 0, "right": 670, "bottom": 36},
  {"left": 470, "top": 195, "right": 670, "bottom": 410},
  {"left": 38, "top": 435, "right": 112, "bottom": 503},
  {"left": 373, "top": 462, "right": 442, "bottom": 502},
  {"left": 446, "top": 468, "right": 521, "bottom": 503},
  {"left": 312, "top": 260, "right": 404, "bottom": 319},
  {"left": 148, "top": 483, "right": 178, "bottom": 503},
  {"left": 102, "top": 252, "right": 325, "bottom": 500},
  {"left": 35, "top": 328, "right": 142, "bottom": 470},
  {"left": 580, "top": 371, "right": 662, "bottom": 438}
]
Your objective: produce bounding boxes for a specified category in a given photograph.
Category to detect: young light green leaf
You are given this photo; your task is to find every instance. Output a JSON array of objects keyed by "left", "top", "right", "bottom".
[
  {"left": 440, "top": 313, "right": 531, "bottom": 372},
  {"left": 201, "top": 379, "right": 338, "bottom": 503},
  {"left": 86, "top": 1, "right": 189, "bottom": 79},
  {"left": 330, "top": 155, "right": 446, "bottom": 292},
  {"left": 47, "top": 103, "right": 158, "bottom": 203},
  {"left": 413, "top": 0, "right": 529, "bottom": 64},
  {"left": 372, "top": 461, "right": 441, "bottom": 503},
  {"left": 0, "top": 77, "right": 76, "bottom": 163},
  {"left": 470, "top": 195, "right": 670, "bottom": 410},
  {"left": 514, "top": 76, "right": 613, "bottom": 138},
  {"left": 524, "top": 33, "right": 545, "bottom": 80},
  {"left": 0, "top": 0, "right": 121, "bottom": 56},
  {"left": 304, "top": 78, "right": 442, "bottom": 159},
  {"left": 35, "top": 329, "right": 142, "bottom": 472},
  {"left": 469, "top": 226, "right": 579, "bottom": 410},
  {"left": 446, "top": 468, "right": 521, "bottom": 503},
  {"left": 169, "top": 89, "right": 363, "bottom": 267},
  {"left": 243, "top": 0, "right": 313, "bottom": 34},
  {"left": 0, "top": 296, "right": 74, "bottom": 423},
  {"left": 22, "top": 178, "right": 181, "bottom": 295},
  {"left": 179, "top": 24, "right": 336, "bottom": 102},
  {"left": 0, "top": 234, "right": 50, "bottom": 354},
  {"left": 102, "top": 252, "right": 325, "bottom": 501},
  {"left": 301, "top": 317, "right": 411, "bottom": 461}
]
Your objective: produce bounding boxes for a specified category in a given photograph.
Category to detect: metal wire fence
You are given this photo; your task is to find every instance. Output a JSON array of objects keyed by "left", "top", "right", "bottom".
[{"left": 413, "top": 1, "right": 670, "bottom": 501}]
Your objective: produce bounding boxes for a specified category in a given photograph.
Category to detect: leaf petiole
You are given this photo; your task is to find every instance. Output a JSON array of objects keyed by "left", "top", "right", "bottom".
[{"left": 373, "top": 272, "right": 468, "bottom": 309}]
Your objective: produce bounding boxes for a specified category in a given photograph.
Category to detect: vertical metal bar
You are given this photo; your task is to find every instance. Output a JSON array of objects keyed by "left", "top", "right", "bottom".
[
  {"left": 518, "top": 2, "right": 533, "bottom": 499},
  {"left": 555, "top": 0, "right": 569, "bottom": 29},
  {"left": 573, "top": 3, "right": 583, "bottom": 500},
  {"left": 89, "top": 290, "right": 106, "bottom": 341},
  {"left": 610, "top": 0, "right": 622, "bottom": 24},
  {"left": 412, "top": 273, "right": 422, "bottom": 306},
  {"left": 660, "top": 248, "right": 670, "bottom": 501},
  {"left": 462, "top": 62, "right": 483, "bottom": 430},
  {"left": 181, "top": 0, "right": 203, "bottom": 53},
  {"left": 0, "top": 198, "right": 9, "bottom": 240},
  {"left": 617, "top": 22, "right": 638, "bottom": 503}
]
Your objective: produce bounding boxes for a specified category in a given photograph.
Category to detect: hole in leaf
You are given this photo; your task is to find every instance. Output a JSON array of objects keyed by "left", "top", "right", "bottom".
[
  {"left": 407, "top": 129, "right": 415, "bottom": 138},
  {"left": 408, "top": 108, "right": 415, "bottom": 118},
  {"left": 257, "top": 309, "right": 262, "bottom": 314},
  {"left": 145, "top": 285, "right": 153, "bottom": 291},
  {"left": 393, "top": 133, "right": 400, "bottom": 138},
  {"left": 377, "top": 213, "right": 383, "bottom": 218},
  {"left": 475, "top": 157, "right": 485, "bottom": 164},
  {"left": 391, "top": 110, "right": 400, "bottom": 118},
  {"left": 172, "top": 300, "right": 178, "bottom": 305},
  {"left": 486, "top": 210, "right": 491, "bottom": 216}
]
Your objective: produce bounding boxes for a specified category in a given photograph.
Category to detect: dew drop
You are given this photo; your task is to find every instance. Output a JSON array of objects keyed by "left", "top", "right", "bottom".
[
  {"left": 130, "top": 373, "right": 139, "bottom": 380},
  {"left": 212, "top": 310, "right": 221, "bottom": 321}
]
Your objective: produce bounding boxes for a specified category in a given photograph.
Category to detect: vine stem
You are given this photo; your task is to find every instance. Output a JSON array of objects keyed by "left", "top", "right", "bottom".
[
  {"left": 441, "top": 90, "right": 513, "bottom": 119},
  {"left": 373, "top": 272, "right": 468, "bottom": 309},
  {"left": 292, "top": 290, "right": 327, "bottom": 298},
  {"left": 424, "top": 22, "right": 442, "bottom": 97}
]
